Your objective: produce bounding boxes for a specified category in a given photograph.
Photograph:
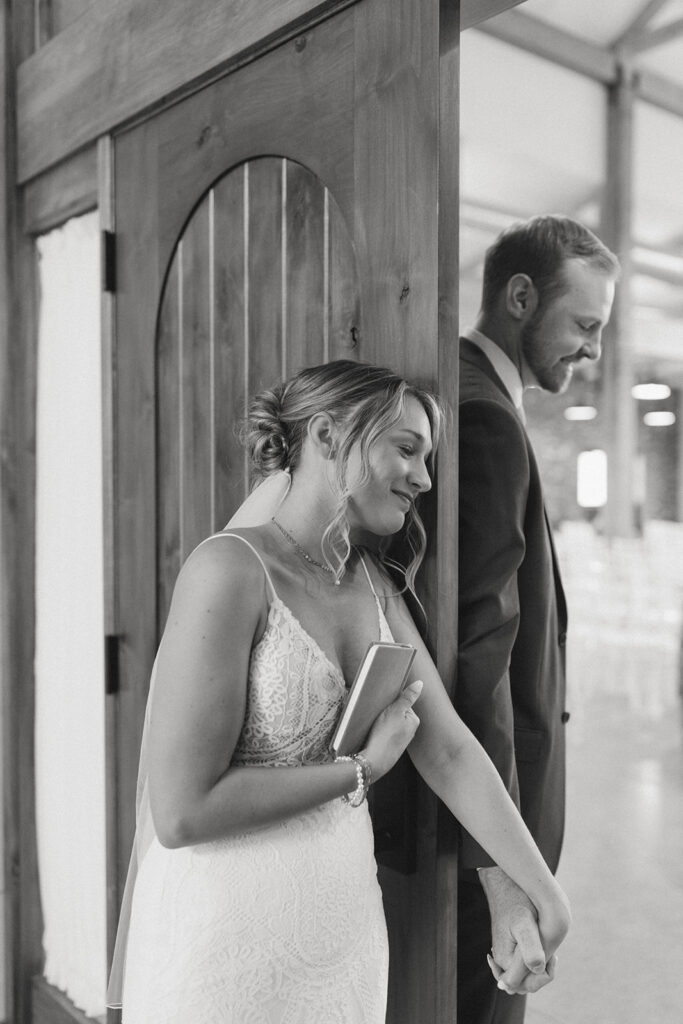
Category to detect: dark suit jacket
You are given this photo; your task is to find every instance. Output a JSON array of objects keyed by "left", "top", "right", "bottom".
[{"left": 457, "top": 338, "right": 568, "bottom": 874}]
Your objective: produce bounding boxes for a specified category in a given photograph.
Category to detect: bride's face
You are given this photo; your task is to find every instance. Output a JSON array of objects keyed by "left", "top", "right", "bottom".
[{"left": 344, "top": 395, "right": 433, "bottom": 538}]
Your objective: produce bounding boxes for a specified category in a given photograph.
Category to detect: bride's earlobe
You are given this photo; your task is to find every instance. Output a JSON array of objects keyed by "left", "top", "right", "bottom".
[{"left": 307, "top": 412, "right": 338, "bottom": 459}]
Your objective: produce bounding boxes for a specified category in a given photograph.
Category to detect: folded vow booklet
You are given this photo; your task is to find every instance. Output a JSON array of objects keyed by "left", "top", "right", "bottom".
[{"left": 330, "top": 641, "right": 416, "bottom": 757}]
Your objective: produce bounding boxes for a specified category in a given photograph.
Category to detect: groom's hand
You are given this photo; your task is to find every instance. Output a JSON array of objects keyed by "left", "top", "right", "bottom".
[{"left": 478, "top": 866, "right": 557, "bottom": 995}]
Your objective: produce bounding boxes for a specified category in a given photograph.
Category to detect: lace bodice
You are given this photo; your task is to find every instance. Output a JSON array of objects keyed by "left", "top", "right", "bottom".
[
  {"left": 231, "top": 536, "right": 394, "bottom": 768},
  {"left": 119, "top": 532, "right": 392, "bottom": 1023}
]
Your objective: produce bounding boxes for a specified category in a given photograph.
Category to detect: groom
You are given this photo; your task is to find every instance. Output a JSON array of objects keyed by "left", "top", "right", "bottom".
[{"left": 456, "top": 215, "right": 619, "bottom": 1022}]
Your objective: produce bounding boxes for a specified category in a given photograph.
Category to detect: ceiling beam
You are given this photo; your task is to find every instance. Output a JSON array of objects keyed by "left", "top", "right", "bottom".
[
  {"left": 476, "top": 10, "right": 618, "bottom": 83},
  {"left": 633, "top": 250, "right": 683, "bottom": 286},
  {"left": 474, "top": 9, "right": 683, "bottom": 122},
  {"left": 460, "top": 0, "right": 525, "bottom": 32},
  {"left": 638, "top": 68, "right": 683, "bottom": 119},
  {"left": 625, "top": 15, "right": 683, "bottom": 53},
  {"left": 613, "top": 0, "right": 672, "bottom": 50}
]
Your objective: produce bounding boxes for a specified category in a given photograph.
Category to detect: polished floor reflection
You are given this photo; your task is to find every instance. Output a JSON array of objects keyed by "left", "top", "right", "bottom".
[{"left": 527, "top": 522, "right": 683, "bottom": 1024}]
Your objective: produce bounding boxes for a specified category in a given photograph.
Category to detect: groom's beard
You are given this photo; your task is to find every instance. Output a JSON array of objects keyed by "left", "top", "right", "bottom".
[{"left": 521, "top": 315, "right": 573, "bottom": 395}]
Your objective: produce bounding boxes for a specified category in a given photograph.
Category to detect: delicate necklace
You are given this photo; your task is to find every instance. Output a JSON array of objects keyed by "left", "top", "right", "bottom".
[{"left": 271, "top": 517, "right": 341, "bottom": 585}]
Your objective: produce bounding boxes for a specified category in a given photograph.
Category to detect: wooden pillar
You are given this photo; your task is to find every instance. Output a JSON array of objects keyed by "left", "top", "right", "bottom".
[
  {"left": 351, "top": 1, "right": 461, "bottom": 1019},
  {"left": 436, "top": 2, "right": 460, "bottom": 1022},
  {"left": 677, "top": 389, "right": 683, "bottom": 523},
  {"left": 601, "top": 62, "right": 637, "bottom": 537},
  {"left": 1, "top": 3, "right": 44, "bottom": 1022}
]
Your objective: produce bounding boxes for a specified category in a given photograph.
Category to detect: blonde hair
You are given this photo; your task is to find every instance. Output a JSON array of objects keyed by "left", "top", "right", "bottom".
[{"left": 242, "top": 359, "right": 443, "bottom": 592}]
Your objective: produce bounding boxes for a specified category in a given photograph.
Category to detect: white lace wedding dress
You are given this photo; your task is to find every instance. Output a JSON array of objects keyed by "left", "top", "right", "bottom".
[{"left": 121, "top": 535, "right": 391, "bottom": 1023}]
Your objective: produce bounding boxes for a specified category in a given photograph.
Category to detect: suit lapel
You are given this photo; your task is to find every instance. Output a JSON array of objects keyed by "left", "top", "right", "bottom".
[
  {"left": 460, "top": 337, "right": 526, "bottom": 426},
  {"left": 461, "top": 337, "right": 567, "bottom": 623},
  {"left": 460, "top": 337, "right": 513, "bottom": 404}
]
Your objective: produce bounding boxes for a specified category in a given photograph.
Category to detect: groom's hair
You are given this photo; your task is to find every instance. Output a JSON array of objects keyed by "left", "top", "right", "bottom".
[{"left": 481, "top": 214, "right": 620, "bottom": 313}]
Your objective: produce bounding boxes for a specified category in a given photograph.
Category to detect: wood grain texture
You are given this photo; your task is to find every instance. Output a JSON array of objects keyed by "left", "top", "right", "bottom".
[
  {"left": 435, "top": 17, "right": 461, "bottom": 1024},
  {"left": 2, "top": 3, "right": 44, "bottom": 1020},
  {"left": 17, "top": 0, "right": 356, "bottom": 182},
  {"left": 327, "top": 193, "right": 361, "bottom": 360},
  {"left": 353, "top": 0, "right": 440, "bottom": 381},
  {"left": 247, "top": 158, "right": 284, "bottom": 397},
  {"left": 111, "top": 6, "right": 459, "bottom": 1021},
  {"left": 285, "top": 159, "right": 326, "bottom": 370},
  {"left": 155, "top": 154, "right": 360, "bottom": 580},
  {"left": 351, "top": 2, "right": 442, "bottom": 1019},
  {"left": 213, "top": 168, "right": 249, "bottom": 525},
  {"left": 113, "top": 118, "right": 161, "bottom": 894},
  {"left": 180, "top": 196, "right": 214, "bottom": 558},
  {"left": 23, "top": 144, "right": 97, "bottom": 235},
  {"left": 98, "top": 133, "right": 123, "bottom": 975},
  {"left": 157, "top": 255, "right": 182, "bottom": 632},
  {"left": 154, "top": 11, "right": 355, "bottom": 284},
  {"left": 47, "top": 0, "right": 91, "bottom": 37}
]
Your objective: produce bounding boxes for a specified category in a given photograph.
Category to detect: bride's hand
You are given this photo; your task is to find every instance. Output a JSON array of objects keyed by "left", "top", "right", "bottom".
[
  {"left": 491, "top": 876, "right": 571, "bottom": 995},
  {"left": 536, "top": 880, "right": 571, "bottom": 954},
  {"left": 361, "top": 680, "right": 423, "bottom": 781}
]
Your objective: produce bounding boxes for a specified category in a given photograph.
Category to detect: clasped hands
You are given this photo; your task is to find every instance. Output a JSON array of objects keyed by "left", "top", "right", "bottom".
[{"left": 478, "top": 866, "right": 567, "bottom": 996}]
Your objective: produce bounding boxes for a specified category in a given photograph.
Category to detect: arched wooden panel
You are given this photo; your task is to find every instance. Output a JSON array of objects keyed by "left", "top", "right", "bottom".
[{"left": 156, "top": 156, "right": 360, "bottom": 632}]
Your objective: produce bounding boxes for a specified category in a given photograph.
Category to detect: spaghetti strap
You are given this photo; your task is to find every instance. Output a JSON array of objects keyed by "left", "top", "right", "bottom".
[
  {"left": 199, "top": 531, "right": 279, "bottom": 602},
  {"left": 357, "top": 551, "right": 379, "bottom": 598},
  {"left": 357, "top": 551, "right": 384, "bottom": 615}
]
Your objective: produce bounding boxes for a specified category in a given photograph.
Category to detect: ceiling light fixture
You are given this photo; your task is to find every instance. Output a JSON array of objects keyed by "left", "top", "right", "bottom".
[
  {"left": 631, "top": 383, "right": 671, "bottom": 401},
  {"left": 643, "top": 411, "right": 676, "bottom": 427},
  {"left": 564, "top": 405, "right": 597, "bottom": 422}
]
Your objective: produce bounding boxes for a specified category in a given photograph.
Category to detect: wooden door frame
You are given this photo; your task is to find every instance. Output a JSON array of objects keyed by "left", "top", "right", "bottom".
[
  {"left": 0, "top": 0, "right": 533, "bottom": 1018},
  {"left": 110, "top": 1, "right": 459, "bottom": 1019}
]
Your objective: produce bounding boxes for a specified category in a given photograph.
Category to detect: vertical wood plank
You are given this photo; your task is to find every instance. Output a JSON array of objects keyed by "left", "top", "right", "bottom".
[
  {"left": 157, "top": 253, "right": 182, "bottom": 633},
  {"left": 153, "top": 12, "right": 355, "bottom": 306},
  {"left": 435, "top": 4, "right": 461, "bottom": 1021},
  {"left": 213, "top": 167, "right": 249, "bottom": 523},
  {"left": 97, "top": 132, "right": 123, "bottom": 979},
  {"left": 113, "top": 117, "right": 160, "bottom": 912},
  {"left": 180, "top": 195, "right": 213, "bottom": 556},
  {"left": 99, "top": 135, "right": 117, "bottom": 636},
  {"left": 2, "top": 3, "right": 42, "bottom": 1021},
  {"left": 247, "top": 158, "right": 283, "bottom": 400},
  {"left": 110, "top": 17, "right": 358, "bottom": 1022},
  {"left": 353, "top": 0, "right": 439, "bottom": 380},
  {"left": 327, "top": 190, "right": 360, "bottom": 361},
  {"left": 284, "top": 160, "right": 325, "bottom": 371},
  {"left": 352, "top": 1, "right": 441, "bottom": 1021}
]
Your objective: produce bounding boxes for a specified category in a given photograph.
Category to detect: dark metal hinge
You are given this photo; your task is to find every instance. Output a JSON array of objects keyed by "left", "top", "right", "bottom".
[
  {"left": 104, "top": 634, "right": 120, "bottom": 695},
  {"left": 102, "top": 231, "right": 116, "bottom": 294}
]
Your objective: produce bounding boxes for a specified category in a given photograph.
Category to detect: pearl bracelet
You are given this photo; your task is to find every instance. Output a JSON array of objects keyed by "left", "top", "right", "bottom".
[{"left": 335, "top": 753, "right": 371, "bottom": 807}]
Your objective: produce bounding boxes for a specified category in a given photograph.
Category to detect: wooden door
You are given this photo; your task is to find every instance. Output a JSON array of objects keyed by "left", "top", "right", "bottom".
[
  {"left": 111, "top": 2, "right": 459, "bottom": 1020},
  {"left": 155, "top": 156, "right": 359, "bottom": 623}
]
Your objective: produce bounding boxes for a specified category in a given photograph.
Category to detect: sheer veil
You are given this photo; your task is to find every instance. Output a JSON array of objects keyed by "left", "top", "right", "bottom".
[{"left": 106, "top": 470, "right": 291, "bottom": 1007}]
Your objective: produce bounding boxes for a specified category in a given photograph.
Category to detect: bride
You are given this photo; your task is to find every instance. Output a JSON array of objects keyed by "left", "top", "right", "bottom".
[{"left": 109, "top": 359, "right": 570, "bottom": 1023}]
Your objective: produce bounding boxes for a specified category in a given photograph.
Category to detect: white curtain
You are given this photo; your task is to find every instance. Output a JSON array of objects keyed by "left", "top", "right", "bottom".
[{"left": 35, "top": 211, "right": 107, "bottom": 1018}]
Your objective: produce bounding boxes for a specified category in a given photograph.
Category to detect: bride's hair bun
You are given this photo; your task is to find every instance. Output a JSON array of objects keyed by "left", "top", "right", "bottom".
[{"left": 244, "top": 385, "right": 291, "bottom": 473}]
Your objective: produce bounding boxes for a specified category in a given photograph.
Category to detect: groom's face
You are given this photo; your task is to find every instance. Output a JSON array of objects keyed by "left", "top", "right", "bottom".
[{"left": 521, "top": 258, "right": 615, "bottom": 394}]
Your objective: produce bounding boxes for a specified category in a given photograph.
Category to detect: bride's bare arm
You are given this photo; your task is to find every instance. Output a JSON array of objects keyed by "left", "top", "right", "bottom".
[
  {"left": 148, "top": 537, "right": 419, "bottom": 848},
  {"left": 370, "top": 569, "right": 570, "bottom": 948}
]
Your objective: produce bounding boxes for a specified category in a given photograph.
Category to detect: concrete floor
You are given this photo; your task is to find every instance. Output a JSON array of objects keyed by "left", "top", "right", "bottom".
[{"left": 526, "top": 524, "right": 683, "bottom": 1024}]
